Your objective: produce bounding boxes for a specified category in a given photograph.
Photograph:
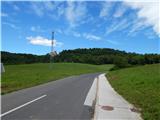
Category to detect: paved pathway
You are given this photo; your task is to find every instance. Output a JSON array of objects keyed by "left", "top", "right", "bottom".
[{"left": 85, "top": 74, "right": 142, "bottom": 120}]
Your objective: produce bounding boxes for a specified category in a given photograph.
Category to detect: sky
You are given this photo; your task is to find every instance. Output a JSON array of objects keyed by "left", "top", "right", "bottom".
[{"left": 1, "top": 0, "right": 160, "bottom": 55}]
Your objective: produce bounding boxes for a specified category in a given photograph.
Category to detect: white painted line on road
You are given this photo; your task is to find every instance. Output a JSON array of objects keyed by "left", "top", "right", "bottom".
[
  {"left": 0, "top": 95, "right": 47, "bottom": 117},
  {"left": 84, "top": 77, "right": 97, "bottom": 106}
]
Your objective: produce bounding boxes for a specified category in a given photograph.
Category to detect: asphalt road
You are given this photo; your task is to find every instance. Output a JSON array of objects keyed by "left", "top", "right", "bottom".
[{"left": 1, "top": 73, "right": 100, "bottom": 120}]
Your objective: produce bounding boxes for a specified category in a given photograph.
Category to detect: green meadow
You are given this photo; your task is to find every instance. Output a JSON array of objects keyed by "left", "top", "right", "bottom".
[
  {"left": 1, "top": 63, "right": 113, "bottom": 94},
  {"left": 2, "top": 62, "right": 159, "bottom": 120},
  {"left": 107, "top": 64, "right": 160, "bottom": 120}
]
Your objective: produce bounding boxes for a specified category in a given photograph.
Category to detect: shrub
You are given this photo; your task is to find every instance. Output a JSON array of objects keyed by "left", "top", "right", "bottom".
[{"left": 111, "top": 56, "right": 130, "bottom": 70}]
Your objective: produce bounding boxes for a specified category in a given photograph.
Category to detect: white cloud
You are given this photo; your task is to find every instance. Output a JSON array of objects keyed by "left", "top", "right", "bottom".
[
  {"left": 73, "top": 32, "right": 81, "bottom": 37},
  {"left": 65, "top": 1, "right": 87, "bottom": 27},
  {"left": 47, "top": 2, "right": 64, "bottom": 19},
  {"left": 44, "top": 2, "right": 54, "bottom": 11},
  {"left": 63, "top": 29, "right": 101, "bottom": 41},
  {"left": 30, "top": 2, "right": 44, "bottom": 17},
  {"left": 106, "top": 39, "right": 119, "bottom": 45},
  {"left": 30, "top": 2, "right": 87, "bottom": 27},
  {"left": 13, "top": 5, "right": 20, "bottom": 11},
  {"left": 65, "top": 2, "right": 74, "bottom": 25},
  {"left": 124, "top": 0, "right": 160, "bottom": 36},
  {"left": 2, "top": 22, "right": 20, "bottom": 30},
  {"left": 56, "top": 29, "right": 63, "bottom": 34},
  {"left": 83, "top": 33, "right": 101, "bottom": 41},
  {"left": 113, "top": 4, "right": 127, "bottom": 18},
  {"left": 57, "top": 4, "right": 65, "bottom": 17},
  {"left": 106, "top": 19, "right": 130, "bottom": 34},
  {"left": 99, "top": 2, "right": 112, "bottom": 18},
  {"left": 1, "top": 12, "right": 8, "bottom": 17},
  {"left": 30, "top": 2, "right": 65, "bottom": 20},
  {"left": 128, "top": 19, "right": 147, "bottom": 36},
  {"left": 30, "top": 2, "right": 55, "bottom": 17},
  {"left": 30, "top": 26, "right": 45, "bottom": 33},
  {"left": 31, "top": 26, "right": 36, "bottom": 31},
  {"left": 27, "top": 36, "right": 63, "bottom": 47}
]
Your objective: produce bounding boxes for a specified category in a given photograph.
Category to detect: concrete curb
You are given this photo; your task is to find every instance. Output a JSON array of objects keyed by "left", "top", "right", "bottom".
[{"left": 93, "top": 74, "right": 143, "bottom": 120}]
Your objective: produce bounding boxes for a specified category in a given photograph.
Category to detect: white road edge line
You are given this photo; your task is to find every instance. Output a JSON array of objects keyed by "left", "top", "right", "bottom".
[
  {"left": 0, "top": 95, "right": 47, "bottom": 117},
  {"left": 84, "top": 77, "right": 97, "bottom": 106}
]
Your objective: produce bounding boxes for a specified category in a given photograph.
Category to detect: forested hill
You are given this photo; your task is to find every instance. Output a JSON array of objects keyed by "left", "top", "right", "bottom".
[
  {"left": 1, "top": 48, "right": 160, "bottom": 65},
  {"left": 54, "top": 48, "right": 160, "bottom": 65},
  {"left": 1, "top": 51, "right": 50, "bottom": 65}
]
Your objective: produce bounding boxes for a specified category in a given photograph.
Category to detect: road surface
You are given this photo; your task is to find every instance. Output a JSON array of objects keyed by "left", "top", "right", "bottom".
[{"left": 1, "top": 73, "right": 100, "bottom": 120}]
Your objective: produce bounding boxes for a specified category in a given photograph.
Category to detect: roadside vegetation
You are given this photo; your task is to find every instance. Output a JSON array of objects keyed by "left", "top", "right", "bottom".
[
  {"left": 107, "top": 64, "right": 160, "bottom": 120},
  {"left": 1, "top": 63, "right": 113, "bottom": 94}
]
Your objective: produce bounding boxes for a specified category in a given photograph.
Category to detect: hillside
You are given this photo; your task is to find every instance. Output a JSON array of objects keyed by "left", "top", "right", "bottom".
[
  {"left": 1, "top": 48, "right": 160, "bottom": 65},
  {"left": 1, "top": 51, "right": 50, "bottom": 64},
  {"left": 1, "top": 63, "right": 113, "bottom": 94},
  {"left": 107, "top": 64, "right": 160, "bottom": 120}
]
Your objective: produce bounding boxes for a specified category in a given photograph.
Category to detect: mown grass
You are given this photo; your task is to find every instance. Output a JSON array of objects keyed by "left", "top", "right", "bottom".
[
  {"left": 107, "top": 64, "right": 160, "bottom": 120},
  {"left": 1, "top": 63, "right": 113, "bottom": 94}
]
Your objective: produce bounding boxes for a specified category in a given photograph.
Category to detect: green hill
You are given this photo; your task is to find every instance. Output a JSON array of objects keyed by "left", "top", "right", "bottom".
[
  {"left": 2, "top": 48, "right": 160, "bottom": 65},
  {"left": 1, "top": 63, "right": 113, "bottom": 94},
  {"left": 107, "top": 64, "right": 160, "bottom": 120}
]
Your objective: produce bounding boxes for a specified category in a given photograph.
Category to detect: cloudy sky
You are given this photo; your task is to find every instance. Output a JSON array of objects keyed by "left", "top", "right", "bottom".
[{"left": 1, "top": 0, "right": 160, "bottom": 55}]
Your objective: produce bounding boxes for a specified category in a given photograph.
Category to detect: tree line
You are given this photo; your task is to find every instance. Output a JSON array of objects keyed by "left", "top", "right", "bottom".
[
  {"left": 53, "top": 48, "right": 160, "bottom": 69},
  {"left": 1, "top": 48, "right": 160, "bottom": 68},
  {"left": 1, "top": 51, "right": 50, "bottom": 65}
]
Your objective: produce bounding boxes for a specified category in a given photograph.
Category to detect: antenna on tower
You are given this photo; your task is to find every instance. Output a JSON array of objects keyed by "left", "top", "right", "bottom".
[
  {"left": 51, "top": 31, "right": 54, "bottom": 53},
  {"left": 50, "top": 31, "right": 57, "bottom": 63}
]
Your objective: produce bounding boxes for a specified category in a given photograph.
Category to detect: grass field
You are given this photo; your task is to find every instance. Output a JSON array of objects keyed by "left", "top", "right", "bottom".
[
  {"left": 1, "top": 63, "right": 113, "bottom": 94},
  {"left": 107, "top": 64, "right": 160, "bottom": 120}
]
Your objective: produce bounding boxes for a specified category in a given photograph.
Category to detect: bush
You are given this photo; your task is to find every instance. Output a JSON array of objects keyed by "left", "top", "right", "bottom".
[{"left": 111, "top": 56, "right": 130, "bottom": 70}]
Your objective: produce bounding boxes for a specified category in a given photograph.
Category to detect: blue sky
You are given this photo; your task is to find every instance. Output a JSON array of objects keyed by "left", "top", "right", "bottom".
[{"left": 1, "top": 1, "right": 160, "bottom": 55}]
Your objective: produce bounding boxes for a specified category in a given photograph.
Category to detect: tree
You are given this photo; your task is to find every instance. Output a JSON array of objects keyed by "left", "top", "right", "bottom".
[{"left": 113, "top": 56, "right": 130, "bottom": 69}]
